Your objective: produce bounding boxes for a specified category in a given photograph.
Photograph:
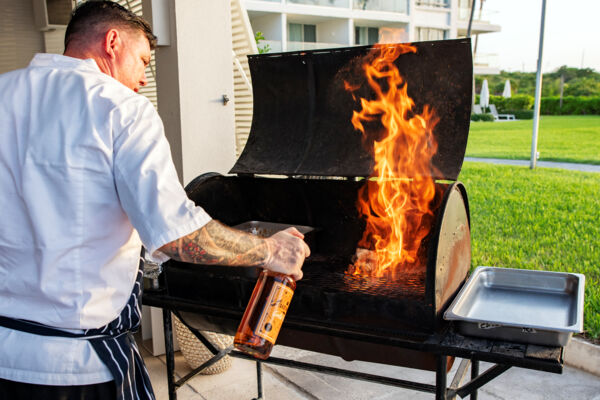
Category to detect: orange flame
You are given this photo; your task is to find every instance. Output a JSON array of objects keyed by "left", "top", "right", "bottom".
[
  {"left": 346, "top": 43, "right": 440, "bottom": 280},
  {"left": 378, "top": 27, "right": 408, "bottom": 44}
]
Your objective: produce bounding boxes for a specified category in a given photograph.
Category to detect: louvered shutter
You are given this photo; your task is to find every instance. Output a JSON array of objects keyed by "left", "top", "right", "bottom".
[
  {"left": 0, "top": 1, "right": 47, "bottom": 74},
  {"left": 230, "top": 0, "right": 257, "bottom": 156}
]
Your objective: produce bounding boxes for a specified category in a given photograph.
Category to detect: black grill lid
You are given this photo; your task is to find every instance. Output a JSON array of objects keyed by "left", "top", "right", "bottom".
[{"left": 230, "top": 38, "right": 472, "bottom": 180}]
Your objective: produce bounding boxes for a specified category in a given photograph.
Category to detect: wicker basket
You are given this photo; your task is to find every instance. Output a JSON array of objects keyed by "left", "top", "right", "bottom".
[{"left": 172, "top": 315, "right": 233, "bottom": 375}]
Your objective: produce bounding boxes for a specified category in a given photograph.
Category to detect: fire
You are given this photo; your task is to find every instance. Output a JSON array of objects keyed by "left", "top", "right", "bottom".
[
  {"left": 378, "top": 27, "right": 408, "bottom": 44},
  {"left": 346, "top": 43, "right": 440, "bottom": 280}
]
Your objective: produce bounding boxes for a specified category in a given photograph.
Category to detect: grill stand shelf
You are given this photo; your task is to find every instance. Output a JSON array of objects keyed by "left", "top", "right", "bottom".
[{"left": 143, "top": 293, "right": 563, "bottom": 400}]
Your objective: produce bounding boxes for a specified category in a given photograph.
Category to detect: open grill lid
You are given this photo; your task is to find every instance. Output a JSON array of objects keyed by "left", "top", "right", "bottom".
[{"left": 230, "top": 38, "right": 472, "bottom": 180}]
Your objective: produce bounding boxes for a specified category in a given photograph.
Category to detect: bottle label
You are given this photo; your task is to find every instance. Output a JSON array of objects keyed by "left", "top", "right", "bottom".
[{"left": 255, "top": 281, "right": 294, "bottom": 344}]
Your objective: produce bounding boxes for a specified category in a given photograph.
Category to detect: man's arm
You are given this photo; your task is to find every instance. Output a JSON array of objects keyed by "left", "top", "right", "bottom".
[{"left": 158, "top": 220, "right": 310, "bottom": 280}]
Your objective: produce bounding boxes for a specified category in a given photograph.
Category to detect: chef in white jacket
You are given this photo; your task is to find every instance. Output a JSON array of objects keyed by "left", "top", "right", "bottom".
[{"left": 0, "top": 2, "right": 309, "bottom": 399}]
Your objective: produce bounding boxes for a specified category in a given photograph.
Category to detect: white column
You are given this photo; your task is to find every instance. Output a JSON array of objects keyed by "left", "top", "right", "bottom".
[
  {"left": 281, "top": 13, "right": 288, "bottom": 51},
  {"left": 407, "top": 0, "right": 416, "bottom": 41},
  {"left": 448, "top": 0, "right": 458, "bottom": 38},
  {"left": 152, "top": 0, "right": 236, "bottom": 185}
]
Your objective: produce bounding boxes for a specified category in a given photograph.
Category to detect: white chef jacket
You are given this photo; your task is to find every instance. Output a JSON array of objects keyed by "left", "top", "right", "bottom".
[{"left": 0, "top": 53, "right": 212, "bottom": 385}]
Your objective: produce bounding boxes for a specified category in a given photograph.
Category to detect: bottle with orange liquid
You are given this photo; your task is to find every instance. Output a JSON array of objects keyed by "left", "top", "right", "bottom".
[{"left": 234, "top": 270, "right": 296, "bottom": 360}]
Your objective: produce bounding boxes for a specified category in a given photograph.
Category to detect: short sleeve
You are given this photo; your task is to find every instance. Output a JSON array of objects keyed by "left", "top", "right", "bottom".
[{"left": 111, "top": 97, "right": 212, "bottom": 258}]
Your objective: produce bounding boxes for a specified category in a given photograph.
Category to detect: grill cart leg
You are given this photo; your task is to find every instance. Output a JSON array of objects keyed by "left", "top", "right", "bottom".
[
  {"left": 454, "top": 363, "right": 510, "bottom": 399},
  {"left": 435, "top": 356, "right": 448, "bottom": 400},
  {"left": 446, "top": 359, "right": 511, "bottom": 400},
  {"left": 162, "top": 309, "right": 177, "bottom": 400},
  {"left": 470, "top": 360, "right": 479, "bottom": 400},
  {"left": 252, "top": 361, "right": 264, "bottom": 400},
  {"left": 447, "top": 359, "right": 471, "bottom": 400}
]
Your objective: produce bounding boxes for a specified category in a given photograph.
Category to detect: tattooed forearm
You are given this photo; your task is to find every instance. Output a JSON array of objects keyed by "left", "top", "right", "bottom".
[
  {"left": 159, "top": 220, "right": 309, "bottom": 280},
  {"left": 159, "top": 220, "right": 270, "bottom": 266}
]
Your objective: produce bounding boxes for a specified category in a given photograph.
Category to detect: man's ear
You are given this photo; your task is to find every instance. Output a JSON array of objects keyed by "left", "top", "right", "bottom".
[{"left": 103, "top": 29, "right": 121, "bottom": 60}]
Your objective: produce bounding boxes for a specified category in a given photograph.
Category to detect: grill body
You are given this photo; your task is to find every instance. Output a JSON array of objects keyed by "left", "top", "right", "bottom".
[
  {"left": 163, "top": 175, "right": 471, "bottom": 369},
  {"left": 159, "top": 38, "right": 473, "bottom": 371}
]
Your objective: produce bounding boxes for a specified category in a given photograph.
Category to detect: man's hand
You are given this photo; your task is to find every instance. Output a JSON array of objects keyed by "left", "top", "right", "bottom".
[
  {"left": 158, "top": 221, "right": 310, "bottom": 280},
  {"left": 263, "top": 227, "right": 310, "bottom": 281}
]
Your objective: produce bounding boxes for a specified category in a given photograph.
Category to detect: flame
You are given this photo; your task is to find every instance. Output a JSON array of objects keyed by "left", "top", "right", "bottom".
[
  {"left": 346, "top": 43, "right": 440, "bottom": 280},
  {"left": 378, "top": 27, "right": 408, "bottom": 44}
]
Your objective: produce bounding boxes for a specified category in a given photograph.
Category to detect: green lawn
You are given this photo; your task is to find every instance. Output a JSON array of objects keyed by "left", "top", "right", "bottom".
[
  {"left": 459, "top": 162, "right": 600, "bottom": 339},
  {"left": 466, "top": 115, "right": 600, "bottom": 165}
]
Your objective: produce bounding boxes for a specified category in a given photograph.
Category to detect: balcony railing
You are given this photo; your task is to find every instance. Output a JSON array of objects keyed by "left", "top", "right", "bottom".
[
  {"left": 256, "top": 41, "right": 349, "bottom": 53},
  {"left": 287, "top": 41, "right": 348, "bottom": 51},
  {"left": 260, "top": 40, "right": 283, "bottom": 53},
  {"left": 288, "top": 0, "right": 350, "bottom": 7},
  {"left": 415, "top": 0, "right": 449, "bottom": 8},
  {"left": 249, "top": 0, "right": 409, "bottom": 13},
  {"left": 458, "top": 7, "right": 498, "bottom": 22},
  {"left": 353, "top": 0, "right": 408, "bottom": 13}
]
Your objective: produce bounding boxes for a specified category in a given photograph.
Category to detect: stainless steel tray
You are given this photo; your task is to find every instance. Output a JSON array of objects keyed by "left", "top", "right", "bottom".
[
  {"left": 444, "top": 266, "right": 585, "bottom": 346},
  {"left": 233, "top": 221, "right": 314, "bottom": 237}
]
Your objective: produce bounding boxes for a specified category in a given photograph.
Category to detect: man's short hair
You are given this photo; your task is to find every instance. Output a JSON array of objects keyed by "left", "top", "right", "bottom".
[{"left": 65, "top": 1, "right": 157, "bottom": 50}]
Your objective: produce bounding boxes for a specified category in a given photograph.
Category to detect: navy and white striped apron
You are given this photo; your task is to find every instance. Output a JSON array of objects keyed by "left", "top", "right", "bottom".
[{"left": 0, "top": 267, "right": 155, "bottom": 400}]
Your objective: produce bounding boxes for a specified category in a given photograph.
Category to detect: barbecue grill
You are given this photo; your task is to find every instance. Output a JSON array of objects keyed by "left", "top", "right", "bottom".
[{"left": 143, "top": 38, "right": 564, "bottom": 399}]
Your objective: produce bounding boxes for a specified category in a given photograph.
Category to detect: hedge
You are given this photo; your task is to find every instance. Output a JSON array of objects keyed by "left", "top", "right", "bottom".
[
  {"left": 473, "top": 94, "right": 600, "bottom": 115},
  {"left": 493, "top": 95, "right": 535, "bottom": 112},
  {"left": 475, "top": 94, "right": 534, "bottom": 112},
  {"left": 540, "top": 96, "right": 600, "bottom": 115},
  {"left": 470, "top": 113, "right": 495, "bottom": 122}
]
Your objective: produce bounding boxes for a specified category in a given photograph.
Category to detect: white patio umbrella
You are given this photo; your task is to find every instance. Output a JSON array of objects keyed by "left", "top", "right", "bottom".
[
  {"left": 502, "top": 79, "right": 512, "bottom": 98},
  {"left": 480, "top": 79, "right": 490, "bottom": 112}
]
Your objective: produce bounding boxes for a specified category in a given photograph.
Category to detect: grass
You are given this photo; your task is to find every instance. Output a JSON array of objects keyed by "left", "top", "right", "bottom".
[
  {"left": 459, "top": 162, "right": 600, "bottom": 339},
  {"left": 466, "top": 115, "right": 600, "bottom": 165}
]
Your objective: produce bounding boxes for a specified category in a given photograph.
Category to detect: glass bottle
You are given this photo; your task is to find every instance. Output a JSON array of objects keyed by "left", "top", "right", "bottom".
[{"left": 234, "top": 270, "right": 296, "bottom": 360}]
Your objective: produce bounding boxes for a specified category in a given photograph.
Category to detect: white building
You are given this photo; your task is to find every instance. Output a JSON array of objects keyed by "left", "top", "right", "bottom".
[
  {"left": 244, "top": 0, "right": 500, "bottom": 74},
  {"left": 0, "top": 0, "right": 502, "bottom": 357},
  {"left": 0, "top": 0, "right": 503, "bottom": 196}
]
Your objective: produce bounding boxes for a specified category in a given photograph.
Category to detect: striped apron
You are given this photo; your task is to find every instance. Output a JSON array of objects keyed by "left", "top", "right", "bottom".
[{"left": 0, "top": 267, "right": 155, "bottom": 400}]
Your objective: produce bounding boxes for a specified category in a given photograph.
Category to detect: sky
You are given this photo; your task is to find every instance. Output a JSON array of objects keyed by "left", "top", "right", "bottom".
[{"left": 474, "top": 0, "right": 600, "bottom": 73}]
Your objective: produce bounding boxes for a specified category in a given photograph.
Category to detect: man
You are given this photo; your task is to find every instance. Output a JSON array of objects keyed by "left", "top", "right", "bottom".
[{"left": 0, "top": 2, "right": 309, "bottom": 399}]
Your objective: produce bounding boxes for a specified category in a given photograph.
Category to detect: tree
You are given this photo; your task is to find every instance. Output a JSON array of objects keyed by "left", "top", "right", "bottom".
[
  {"left": 254, "top": 31, "right": 271, "bottom": 54},
  {"left": 563, "top": 78, "right": 600, "bottom": 97},
  {"left": 476, "top": 67, "right": 600, "bottom": 97}
]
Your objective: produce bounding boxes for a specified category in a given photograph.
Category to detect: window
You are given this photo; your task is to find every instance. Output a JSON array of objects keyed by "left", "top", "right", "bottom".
[
  {"left": 288, "top": 23, "right": 317, "bottom": 42},
  {"left": 415, "top": 27, "right": 447, "bottom": 41},
  {"left": 416, "top": 0, "right": 449, "bottom": 7},
  {"left": 355, "top": 26, "right": 379, "bottom": 45}
]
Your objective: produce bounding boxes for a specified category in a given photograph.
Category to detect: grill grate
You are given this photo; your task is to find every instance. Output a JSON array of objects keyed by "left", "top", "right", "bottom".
[{"left": 302, "top": 263, "right": 426, "bottom": 300}]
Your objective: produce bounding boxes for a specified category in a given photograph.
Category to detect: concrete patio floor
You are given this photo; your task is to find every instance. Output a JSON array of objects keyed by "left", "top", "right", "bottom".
[
  {"left": 139, "top": 157, "right": 600, "bottom": 399},
  {"left": 139, "top": 339, "right": 600, "bottom": 400}
]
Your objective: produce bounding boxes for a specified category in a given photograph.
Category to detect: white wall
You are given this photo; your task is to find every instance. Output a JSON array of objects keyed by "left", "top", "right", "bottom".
[
  {"left": 154, "top": 0, "right": 236, "bottom": 185},
  {"left": 43, "top": 28, "right": 67, "bottom": 54},
  {"left": 317, "top": 19, "right": 351, "bottom": 45},
  {"left": 250, "top": 13, "right": 283, "bottom": 41},
  {"left": 413, "top": 8, "right": 450, "bottom": 29}
]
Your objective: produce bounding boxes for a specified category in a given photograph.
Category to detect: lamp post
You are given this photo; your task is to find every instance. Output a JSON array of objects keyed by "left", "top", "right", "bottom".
[{"left": 530, "top": 0, "right": 547, "bottom": 169}]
